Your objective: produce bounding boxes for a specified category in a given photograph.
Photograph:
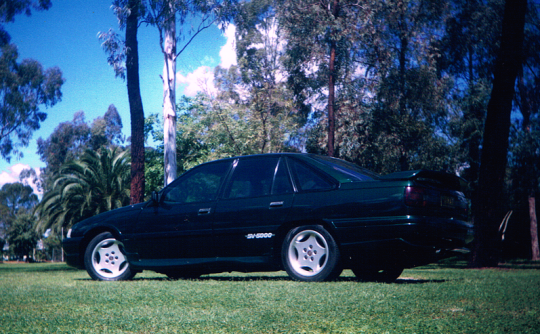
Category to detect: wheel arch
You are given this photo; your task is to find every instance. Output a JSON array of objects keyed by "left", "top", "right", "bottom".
[
  {"left": 78, "top": 226, "right": 123, "bottom": 269},
  {"left": 272, "top": 219, "right": 341, "bottom": 265}
]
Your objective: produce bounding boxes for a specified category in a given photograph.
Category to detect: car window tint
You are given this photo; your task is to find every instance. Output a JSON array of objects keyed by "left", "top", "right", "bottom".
[
  {"left": 163, "top": 161, "right": 230, "bottom": 203},
  {"left": 288, "top": 158, "right": 334, "bottom": 191},
  {"left": 225, "top": 157, "right": 291, "bottom": 199},
  {"left": 309, "top": 155, "right": 378, "bottom": 182},
  {"left": 272, "top": 159, "right": 293, "bottom": 195}
]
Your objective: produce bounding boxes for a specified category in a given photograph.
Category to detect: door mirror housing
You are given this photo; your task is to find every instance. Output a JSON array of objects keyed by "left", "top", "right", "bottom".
[{"left": 151, "top": 191, "right": 161, "bottom": 205}]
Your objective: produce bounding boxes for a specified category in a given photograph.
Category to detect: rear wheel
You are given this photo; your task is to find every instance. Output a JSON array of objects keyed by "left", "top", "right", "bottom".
[
  {"left": 84, "top": 232, "right": 135, "bottom": 281},
  {"left": 352, "top": 266, "right": 403, "bottom": 283},
  {"left": 282, "top": 225, "right": 342, "bottom": 282}
]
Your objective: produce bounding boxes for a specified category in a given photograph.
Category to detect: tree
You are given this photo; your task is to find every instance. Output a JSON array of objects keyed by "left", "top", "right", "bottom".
[
  {"left": 144, "top": 0, "right": 238, "bottom": 185},
  {"left": 277, "top": 0, "right": 372, "bottom": 157},
  {"left": 0, "top": 182, "right": 38, "bottom": 257},
  {"left": 0, "top": 43, "right": 64, "bottom": 162},
  {"left": 438, "top": 0, "right": 503, "bottom": 190},
  {"left": 37, "top": 111, "right": 91, "bottom": 186},
  {"left": 471, "top": 0, "right": 527, "bottom": 267},
  {"left": 6, "top": 213, "right": 39, "bottom": 260},
  {"left": 89, "top": 104, "right": 125, "bottom": 151},
  {"left": 0, "top": 182, "right": 38, "bottom": 237},
  {"left": 0, "top": 0, "right": 52, "bottom": 46},
  {"left": 99, "top": 0, "right": 146, "bottom": 204},
  {"left": 35, "top": 147, "right": 131, "bottom": 235}
]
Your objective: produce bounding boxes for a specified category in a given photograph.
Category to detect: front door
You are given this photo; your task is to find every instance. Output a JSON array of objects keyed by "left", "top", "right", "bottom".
[{"left": 133, "top": 160, "right": 232, "bottom": 263}]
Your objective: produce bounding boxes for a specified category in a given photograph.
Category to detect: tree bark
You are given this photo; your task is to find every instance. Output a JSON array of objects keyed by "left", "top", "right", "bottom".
[
  {"left": 327, "top": 0, "right": 339, "bottom": 158},
  {"left": 530, "top": 196, "right": 539, "bottom": 261},
  {"left": 125, "top": 0, "right": 145, "bottom": 204},
  {"left": 471, "top": 0, "right": 527, "bottom": 267},
  {"left": 163, "top": 6, "right": 177, "bottom": 186}
]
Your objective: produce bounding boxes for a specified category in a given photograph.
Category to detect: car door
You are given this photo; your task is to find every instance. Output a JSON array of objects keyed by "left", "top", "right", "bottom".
[
  {"left": 213, "top": 156, "right": 294, "bottom": 259},
  {"left": 132, "top": 160, "right": 232, "bottom": 263}
]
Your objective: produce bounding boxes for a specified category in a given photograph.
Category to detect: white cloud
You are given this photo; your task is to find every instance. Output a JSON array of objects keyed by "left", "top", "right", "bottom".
[
  {"left": 0, "top": 164, "right": 42, "bottom": 197},
  {"left": 177, "top": 24, "right": 237, "bottom": 97},
  {"left": 219, "top": 24, "right": 237, "bottom": 69}
]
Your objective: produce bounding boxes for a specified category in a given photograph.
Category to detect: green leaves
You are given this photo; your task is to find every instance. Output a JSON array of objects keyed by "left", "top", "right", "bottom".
[
  {"left": 34, "top": 148, "right": 131, "bottom": 234},
  {"left": 0, "top": 44, "right": 64, "bottom": 162}
]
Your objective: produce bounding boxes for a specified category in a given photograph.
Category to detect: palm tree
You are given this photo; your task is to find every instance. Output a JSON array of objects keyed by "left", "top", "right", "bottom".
[{"left": 35, "top": 147, "right": 131, "bottom": 235}]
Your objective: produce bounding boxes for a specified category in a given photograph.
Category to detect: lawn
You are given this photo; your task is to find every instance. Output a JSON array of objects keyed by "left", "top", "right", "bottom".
[{"left": 1, "top": 260, "right": 539, "bottom": 333}]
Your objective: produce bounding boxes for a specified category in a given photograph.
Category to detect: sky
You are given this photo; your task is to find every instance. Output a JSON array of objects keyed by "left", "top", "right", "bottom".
[{"left": 0, "top": 0, "right": 237, "bottom": 196}]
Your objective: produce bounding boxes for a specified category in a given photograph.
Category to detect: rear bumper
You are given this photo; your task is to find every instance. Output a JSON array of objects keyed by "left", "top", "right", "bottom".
[{"left": 334, "top": 215, "right": 473, "bottom": 268}]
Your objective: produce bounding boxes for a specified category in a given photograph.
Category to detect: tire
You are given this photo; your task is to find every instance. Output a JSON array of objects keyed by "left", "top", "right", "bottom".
[
  {"left": 282, "top": 225, "right": 342, "bottom": 282},
  {"left": 84, "top": 232, "right": 136, "bottom": 281},
  {"left": 352, "top": 266, "right": 403, "bottom": 283}
]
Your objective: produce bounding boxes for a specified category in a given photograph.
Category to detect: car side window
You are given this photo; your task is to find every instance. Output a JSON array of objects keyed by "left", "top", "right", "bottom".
[
  {"left": 225, "top": 157, "right": 292, "bottom": 199},
  {"left": 162, "top": 161, "right": 230, "bottom": 204},
  {"left": 288, "top": 158, "right": 334, "bottom": 191}
]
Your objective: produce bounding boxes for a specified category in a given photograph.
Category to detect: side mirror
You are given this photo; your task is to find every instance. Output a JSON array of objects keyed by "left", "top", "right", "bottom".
[{"left": 151, "top": 191, "right": 161, "bottom": 205}]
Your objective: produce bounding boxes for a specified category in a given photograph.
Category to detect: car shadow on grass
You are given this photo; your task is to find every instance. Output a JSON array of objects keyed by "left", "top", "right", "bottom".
[{"left": 121, "top": 275, "right": 447, "bottom": 284}]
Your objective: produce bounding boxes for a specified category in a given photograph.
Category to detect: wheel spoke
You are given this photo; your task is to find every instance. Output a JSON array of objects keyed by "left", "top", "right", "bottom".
[
  {"left": 92, "top": 238, "right": 128, "bottom": 278},
  {"left": 288, "top": 230, "right": 329, "bottom": 276}
]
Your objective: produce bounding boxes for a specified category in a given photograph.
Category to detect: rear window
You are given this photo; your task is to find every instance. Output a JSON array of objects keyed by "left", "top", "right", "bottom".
[{"left": 308, "top": 155, "right": 379, "bottom": 182}]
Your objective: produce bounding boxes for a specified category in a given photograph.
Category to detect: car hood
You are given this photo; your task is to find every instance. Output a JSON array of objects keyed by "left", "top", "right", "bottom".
[{"left": 70, "top": 202, "right": 147, "bottom": 238}]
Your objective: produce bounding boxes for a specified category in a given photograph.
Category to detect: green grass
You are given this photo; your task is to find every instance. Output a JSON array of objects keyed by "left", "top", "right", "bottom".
[{"left": 1, "top": 261, "right": 539, "bottom": 333}]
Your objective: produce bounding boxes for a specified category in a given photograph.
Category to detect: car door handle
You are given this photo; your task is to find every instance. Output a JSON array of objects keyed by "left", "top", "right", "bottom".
[
  {"left": 269, "top": 201, "right": 284, "bottom": 208},
  {"left": 198, "top": 208, "right": 212, "bottom": 215}
]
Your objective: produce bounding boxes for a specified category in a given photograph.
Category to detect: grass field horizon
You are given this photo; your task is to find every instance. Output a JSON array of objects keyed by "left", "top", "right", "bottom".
[{"left": 1, "top": 259, "right": 539, "bottom": 333}]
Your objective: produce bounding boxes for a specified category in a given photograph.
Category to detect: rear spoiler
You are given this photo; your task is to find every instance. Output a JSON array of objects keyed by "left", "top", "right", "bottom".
[{"left": 380, "top": 170, "right": 467, "bottom": 192}]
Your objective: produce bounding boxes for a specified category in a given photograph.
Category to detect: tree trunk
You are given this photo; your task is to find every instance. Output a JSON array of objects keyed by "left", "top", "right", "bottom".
[
  {"left": 163, "top": 7, "right": 177, "bottom": 186},
  {"left": 327, "top": 0, "right": 339, "bottom": 158},
  {"left": 125, "top": 0, "right": 145, "bottom": 204},
  {"left": 470, "top": 0, "right": 527, "bottom": 267},
  {"left": 530, "top": 196, "right": 539, "bottom": 261}
]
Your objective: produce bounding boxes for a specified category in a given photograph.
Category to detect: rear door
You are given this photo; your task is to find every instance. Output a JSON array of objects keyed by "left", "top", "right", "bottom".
[{"left": 213, "top": 156, "right": 294, "bottom": 259}]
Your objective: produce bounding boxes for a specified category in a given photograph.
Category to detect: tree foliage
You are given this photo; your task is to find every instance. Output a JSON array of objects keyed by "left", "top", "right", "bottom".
[
  {"left": 0, "top": 0, "right": 52, "bottom": 46},
  {"left": 0, "top": 43, "right": 64, "bottom": 162},
  {"left": 35, "top": 147, "right": 131, "bottom": 235},
  {"left": 36, "top": 107, "right": 124, "bottom": 192}
]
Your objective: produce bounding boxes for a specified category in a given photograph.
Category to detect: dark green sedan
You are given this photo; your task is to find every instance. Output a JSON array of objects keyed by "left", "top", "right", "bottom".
[{"left": 63, "top": 153, "right": 473, "bottom": 282}]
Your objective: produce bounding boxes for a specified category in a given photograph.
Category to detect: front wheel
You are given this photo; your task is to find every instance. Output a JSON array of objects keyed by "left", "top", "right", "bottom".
[
  {"left": 282, "top": 225, "right": 342, "bottom": 282},
  {"left": 84, "top": 232, "right": 136, "bottom": 281}
]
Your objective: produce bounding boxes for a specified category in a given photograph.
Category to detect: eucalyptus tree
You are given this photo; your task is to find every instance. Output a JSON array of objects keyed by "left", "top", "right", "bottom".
[
  {"left": 438, "top": 0, "right": 504, "bottom": 186},
  {"left": 276, "top": 0, "right": 374, "bottom": 157},
  {"left": 35, "top": 147, "right": 131, "bottom": 235},
  {"left": 472, "top": 0, "right": 527, "bottom": 267},
  {"left": 0, "top": 0, "right": 52, "bottom": 46},
  {"left": 6, "top": 213, "right": 39, "bottom": 259},
  {"left": 99, "top": 0, "right": 146, "bottom": 204},
  {"left": 143, "top": 0, "right": 238, "bottom": 186},
  {"left": 509, "top": 1, "right": 540, "bottom": 261},
  {"left": 0, "top": 43, "right": 64, "bottom": 162},
  {"left": 0, "top": 182, "right": 38, "bottom": 238}
]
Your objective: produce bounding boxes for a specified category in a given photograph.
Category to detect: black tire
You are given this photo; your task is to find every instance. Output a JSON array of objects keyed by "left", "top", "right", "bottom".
[
  {"left": 352, "top": 266, "right": 403, "bottom": 283},
  {"left": 282, "top": 225, "right": 342, "bottom": 282},
  {"left": 84, "top": 232, "right": 136, "bottom": 281}
]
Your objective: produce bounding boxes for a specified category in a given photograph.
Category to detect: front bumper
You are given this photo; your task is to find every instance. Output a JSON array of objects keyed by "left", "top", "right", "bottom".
[{"left": 63, "top": 236, "right": 84, "bottom": 269}]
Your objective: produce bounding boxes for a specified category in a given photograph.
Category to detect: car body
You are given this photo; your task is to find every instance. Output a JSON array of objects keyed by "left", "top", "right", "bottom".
[{"left": 63, "top": 153, "right": 473, "bottom": 282}]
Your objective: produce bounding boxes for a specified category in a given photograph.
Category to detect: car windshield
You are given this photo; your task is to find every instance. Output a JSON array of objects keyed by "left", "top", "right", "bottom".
[{"left": 308, "top": 155, "right": 379, "bottom": 182}]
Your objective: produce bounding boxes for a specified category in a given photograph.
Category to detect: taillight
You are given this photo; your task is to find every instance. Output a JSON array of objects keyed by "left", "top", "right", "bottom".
[{"left": 405, "top": 186, "right": 427, "bottom": 207}]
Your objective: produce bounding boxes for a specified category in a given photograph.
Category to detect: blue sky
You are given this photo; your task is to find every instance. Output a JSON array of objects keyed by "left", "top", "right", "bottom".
[{"left": 0, "top": 0, "right": 236, "bottom": 195}]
